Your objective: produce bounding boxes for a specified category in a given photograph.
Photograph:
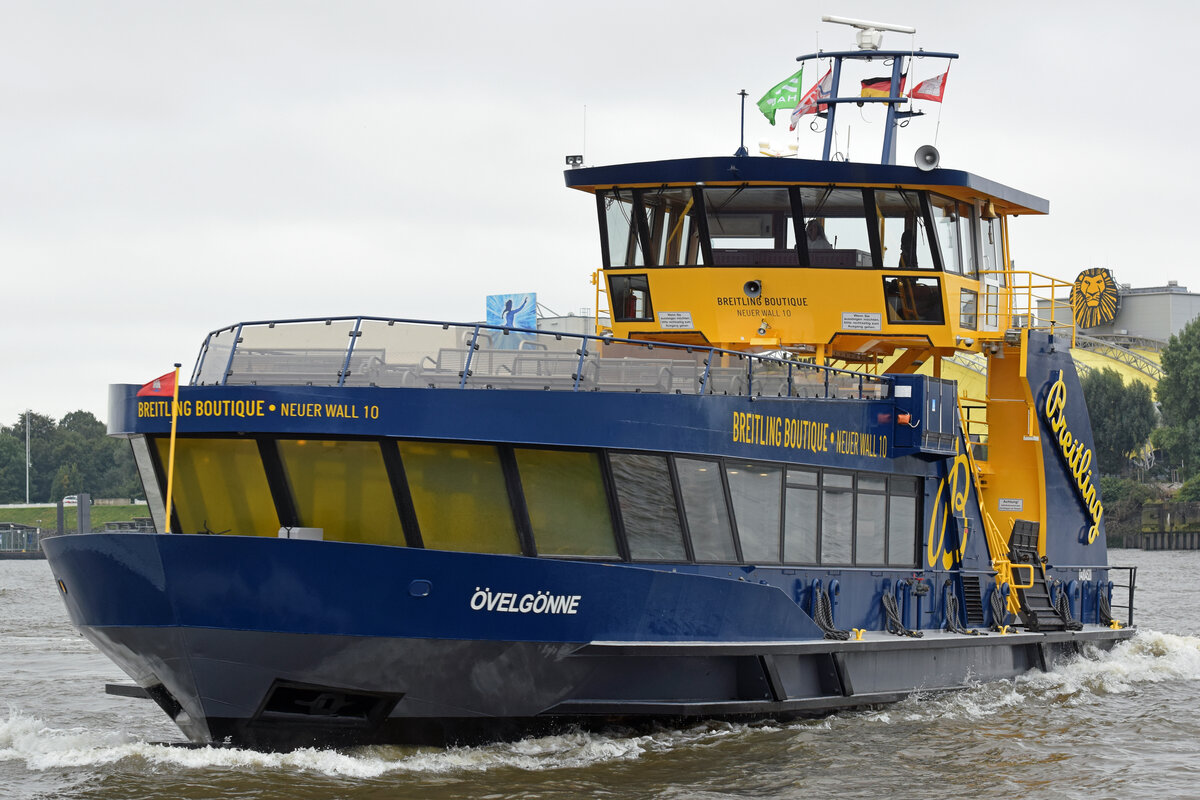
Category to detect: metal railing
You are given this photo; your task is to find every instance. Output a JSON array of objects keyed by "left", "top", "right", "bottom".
[
  {"left": 984, "top": 269, "right": 1077, "bottom": 346},
  {"left": 190, "top": 317, "right": 894, "bottom": 401},
  {"left": 1108, "top": 564, "right": 1137, "bottom": 627}
]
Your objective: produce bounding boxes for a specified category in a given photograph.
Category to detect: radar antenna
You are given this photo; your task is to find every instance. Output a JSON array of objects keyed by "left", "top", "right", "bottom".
[{"left": 820, "top": 15, "right": 915, "bottom": 50}]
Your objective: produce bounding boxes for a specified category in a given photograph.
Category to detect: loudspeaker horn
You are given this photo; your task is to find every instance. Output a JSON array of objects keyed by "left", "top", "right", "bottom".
[
  {"left": 743, "top": 280, "right": 762, "bottom": 298},
  {"left": 914, "top": 144, "right": 940, "bottom": 171}
]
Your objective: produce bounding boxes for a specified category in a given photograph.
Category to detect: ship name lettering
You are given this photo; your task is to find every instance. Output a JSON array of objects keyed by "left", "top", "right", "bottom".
[
  {"left": 1043, "top": 373, "right": 1104, "bottom": 543},
  {"left": 470, "top": 587, "right": 581, "bottom": 615}
]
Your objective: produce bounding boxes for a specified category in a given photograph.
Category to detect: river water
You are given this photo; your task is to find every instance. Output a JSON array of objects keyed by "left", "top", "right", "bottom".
[{"left": 2, "top": 549, "right": 1197, "bottom": 800}]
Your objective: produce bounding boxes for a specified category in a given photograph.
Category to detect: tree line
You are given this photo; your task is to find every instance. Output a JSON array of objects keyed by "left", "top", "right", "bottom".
[
  {"left": 1080, "top": 315, "right": 1200, "bottom": 539},
  {"left": 0, "top": 411, "right": 140, "bottom": 504}
]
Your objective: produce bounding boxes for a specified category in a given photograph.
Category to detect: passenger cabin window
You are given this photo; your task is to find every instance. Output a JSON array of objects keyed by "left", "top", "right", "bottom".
[
  {"left": 726, "top": 461, "right": 783, "bottom": 563},
  {"left": 154, "top": 437, "right": 280, "bottom": 536},
  {"left": 609, "top": 453, "right": 687, "bottom": 560},
  {"left": 784, "top": 468, "right": 818, "bottom": 563},
  {"left": 397, "top": 441, "right": 522, "bottom": 554},
  {"left": 515, "top": 448, "right": 618, "bottom": 557},
  {"left": 143, "top": 435, "right": 923, "bottom": 569},
  {"left": 676, "top": 457, "right": 739, "bottom": 562},
  {"left": 276, "top": 439, "right": 405, "bottom": 546}
]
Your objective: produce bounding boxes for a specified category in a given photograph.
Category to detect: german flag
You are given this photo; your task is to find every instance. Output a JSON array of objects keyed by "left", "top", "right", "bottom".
[{"left": 860, "top": 75, "right": 905, "bottom": 98}]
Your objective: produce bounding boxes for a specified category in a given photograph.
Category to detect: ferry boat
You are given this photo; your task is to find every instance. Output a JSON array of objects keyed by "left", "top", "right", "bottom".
[{"left": 43, "top": 19, "right": 1136, "bottom": 749}]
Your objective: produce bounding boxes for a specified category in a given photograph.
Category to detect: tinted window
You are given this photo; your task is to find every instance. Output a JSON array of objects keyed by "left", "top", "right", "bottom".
[
  {"left": 820, "top": 472, "right": 854, "bottom": 563},
  {"left": 610, "top": 453, "right": 686, "bottom": 561},
  {"left": 278, "top": 439, "right": 404, "bottom": 546},
  {"left": 727, "top": 461, "right": 782, "bottom": 563},
  {"left": 676, "top": 457, "right": 738, "bottom": 561},
  {"left": 399, "top": 442, "right": 521, "bottom": 554},
  {"left": 516, "top": 448, "right": 617, "bottom": 557}
]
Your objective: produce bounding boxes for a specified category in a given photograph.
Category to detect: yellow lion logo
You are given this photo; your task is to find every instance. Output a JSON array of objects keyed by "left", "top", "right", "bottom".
[{"left": 1070, "top": 268, "right": 1119, "bottom": 329}]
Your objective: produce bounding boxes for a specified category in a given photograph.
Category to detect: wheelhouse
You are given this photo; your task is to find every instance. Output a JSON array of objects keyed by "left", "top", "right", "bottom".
[{"left": 567, "top": 157, "right": 1048, "bottom": 364}]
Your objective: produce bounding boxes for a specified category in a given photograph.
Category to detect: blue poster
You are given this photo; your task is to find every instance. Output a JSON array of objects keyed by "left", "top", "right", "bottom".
[{"left": 486, "top": 293, "right": 537, "bottom": 349}]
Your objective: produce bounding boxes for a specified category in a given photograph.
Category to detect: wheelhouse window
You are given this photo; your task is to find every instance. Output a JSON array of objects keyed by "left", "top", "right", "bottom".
[
  {"left": 876, "top": 189, "right": 935, "bottom": 269},
  {"left": 601, "top": 187, "right": 704, "bottom": 267},
  {"left": 609, "top": 274, "right": 653, "bottom": 322},
  {"left": 397, "top": 441, "right": 521, "bottom": 554},
  {"left": 980, "top": 214, "right": 1005, "bottom": 282},
  {"left": 960, "top": 289, "right": 978, "bottom": 330},
  {"left": 883, "top": 276, "right": 946, "bottom": 324},
  {"left": 800, "top": 187, "right": 872, "bottom": 267},
  {"left": 598, "top": 184, "right": 987, "bottom": 272},
  {"left": 706, "top": 187, "right": 796, "bottom": 266},
  {"left": 930, "top": 194, "right": 963, "bottom": 274}
]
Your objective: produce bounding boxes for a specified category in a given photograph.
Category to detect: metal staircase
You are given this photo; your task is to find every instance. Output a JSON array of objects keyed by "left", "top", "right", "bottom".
[{"left": 1007, "top": 520, "right": 1065, "bottom": 631}]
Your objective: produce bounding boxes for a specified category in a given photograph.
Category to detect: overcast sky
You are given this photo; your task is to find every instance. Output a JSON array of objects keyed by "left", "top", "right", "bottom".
[{"left": 3, "top": 0, "right": 1195, "bottom": 426}]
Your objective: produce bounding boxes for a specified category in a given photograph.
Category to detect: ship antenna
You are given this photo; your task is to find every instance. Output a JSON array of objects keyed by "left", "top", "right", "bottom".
[{"left": 735, "top": 89, "right": 749, "bottom": 157}]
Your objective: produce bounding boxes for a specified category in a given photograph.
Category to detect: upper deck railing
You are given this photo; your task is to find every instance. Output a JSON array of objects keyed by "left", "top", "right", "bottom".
[
  {"left": 190, "top": 317, "right": 892, "bottom": 401},
  {"left": 985, "top": 269, "right": 1077, "bottom": 347}
]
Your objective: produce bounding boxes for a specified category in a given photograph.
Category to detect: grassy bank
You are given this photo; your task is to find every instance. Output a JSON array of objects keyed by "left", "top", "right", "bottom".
[{"left": 0, "top": 505, "right": 150, "bottom": 532}]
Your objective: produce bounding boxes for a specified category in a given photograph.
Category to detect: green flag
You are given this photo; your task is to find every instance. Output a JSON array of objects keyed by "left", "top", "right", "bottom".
[{"left": 756, "top": 67, "right": 804, "bottom": 126}]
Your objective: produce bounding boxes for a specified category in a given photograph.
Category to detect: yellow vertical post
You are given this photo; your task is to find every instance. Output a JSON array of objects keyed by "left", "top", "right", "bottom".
[{"left": 164, "top": 363, "right": 182, "bottom": 534}]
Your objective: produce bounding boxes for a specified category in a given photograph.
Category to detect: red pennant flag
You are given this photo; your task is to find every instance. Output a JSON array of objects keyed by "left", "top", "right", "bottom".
[
  {"left": 909, "top": 70, "right": 949, "bottom": 103},
  {"left": 137, "top": 370, "right": 177, "bottom": 397}
]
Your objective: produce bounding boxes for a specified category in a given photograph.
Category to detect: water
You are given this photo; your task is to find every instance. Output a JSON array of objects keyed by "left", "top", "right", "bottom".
[{"left": 2, "top": 550, "right": 1197, "bottom": 799}]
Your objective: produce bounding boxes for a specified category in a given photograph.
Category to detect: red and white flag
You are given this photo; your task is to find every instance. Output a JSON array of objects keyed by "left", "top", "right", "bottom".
[
  {"left": 136, "top": 370, "right": 177, "bottom": 397},
  {"left": 909, "top": 70, "right": 949, "bottom": 103},
  {"left": 789, "top": 68, "right": 833, "bottom": 130}
]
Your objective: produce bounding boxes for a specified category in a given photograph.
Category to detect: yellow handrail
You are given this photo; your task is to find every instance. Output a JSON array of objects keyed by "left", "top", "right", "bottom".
[
  {"left": 978, "top": 268, "right": 1077, "bottom": 348},
  {"left": 955, "top": 394, "right": 1025, "bottom": 615}
]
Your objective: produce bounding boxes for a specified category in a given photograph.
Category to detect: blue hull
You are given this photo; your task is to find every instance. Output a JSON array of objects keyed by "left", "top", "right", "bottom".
[{"left": 43, "top": 532, "right": 1131, "bottom": 748}]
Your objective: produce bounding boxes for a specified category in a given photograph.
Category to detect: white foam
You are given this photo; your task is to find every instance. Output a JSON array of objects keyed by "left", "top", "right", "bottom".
[
  {"left": 0, "top": 712, "right": 743, "bottom": 777},
  {"left": 5, "top": 629, "right": 1196, "bottom": 776}
]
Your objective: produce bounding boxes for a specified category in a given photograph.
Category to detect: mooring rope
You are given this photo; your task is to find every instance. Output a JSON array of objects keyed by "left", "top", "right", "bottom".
[
  {"left": 1099, "top": 591, "right": 1116, "bottom": 626},
  {"left": 943, "top": 581, "right": 985, "bottom": 635},
  {"left": 812, "top": 586, "right": 851, "bottom": 641},
  {"left": 1053, "top": 583, "right": 1084, "bottom": 631},
  {"left": 882, "top": 591, "right": 922, "bottom": 638},
  {"left": 989, "top": 589, "right": 1010, "bottom": 632}
]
